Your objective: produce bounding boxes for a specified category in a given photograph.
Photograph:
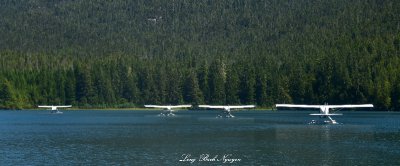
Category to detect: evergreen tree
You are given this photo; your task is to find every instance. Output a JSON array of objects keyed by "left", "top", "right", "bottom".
[
  {"left": 225, "top": 66, "right": 240, "bottom": 104},
  {"left": 0, "top": 1, "right": 399, "bottom": 110},
  {"left": 75, "top": 65, "right": 95, "bottom": 106},
  {"left": 0, "top": 80, "right": 16, "bottom": 109},
  {"left": 198, "top": 62, "right": 210, "bottom": 103},
  {"left": 64, "top": 70, "right": 76, "bottom": 105},
  {"left": 208, "top": 59, "right": 226, "bottom": 104},
  {"left": 183, "top": 70, "right": 203, "bottom": 105},
  {"left": 256, "top": 72, "right": 268, "bottom": 107},
  {"left": 166, "top": 68, "right": 183, "bottom": 104},
  {"left": 239, "top": 63, "right": 256, "bottom": 104}
]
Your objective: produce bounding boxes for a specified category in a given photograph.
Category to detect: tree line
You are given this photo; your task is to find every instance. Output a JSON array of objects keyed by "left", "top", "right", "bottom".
[{"left": 0, "top": 0, "right": 399, "bottom": 110}]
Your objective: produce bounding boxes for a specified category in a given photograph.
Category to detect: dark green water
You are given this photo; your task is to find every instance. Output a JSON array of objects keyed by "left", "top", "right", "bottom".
[{"left": 0, "top": 110, "right": 399, "bottom": 165}]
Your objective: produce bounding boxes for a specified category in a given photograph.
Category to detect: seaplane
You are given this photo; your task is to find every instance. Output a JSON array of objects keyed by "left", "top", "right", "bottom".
[
  {"left": 198, "top": 105, "right": 256, "bottom": 118},
  {"left": 275, "top": 103, "right": 374, "bottom": 124},
  {"left": 38, "top": 105, "right": 72, "bottom": 114},
  {"left": 144, "top": 105, "right": 192, "bottom": 116}
]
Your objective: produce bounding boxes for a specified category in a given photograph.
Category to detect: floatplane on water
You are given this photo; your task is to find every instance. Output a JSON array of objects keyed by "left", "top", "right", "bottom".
[
  {"left": 38, "top": 105, "right": 72, "bottom": 114},
  {"left": 144, "top": 105, "right": 192, "bottom": 116},
  {"left": 275, "top": 104, "right": 373, "bottom": 124},
  {"left": 198, "top": 105, "right": 256, "bottom": 118}
]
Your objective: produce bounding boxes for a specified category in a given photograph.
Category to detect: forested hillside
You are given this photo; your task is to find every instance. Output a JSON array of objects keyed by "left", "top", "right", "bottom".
[{"left": 0, "top": 0, "right": 399, "bottom": 110}]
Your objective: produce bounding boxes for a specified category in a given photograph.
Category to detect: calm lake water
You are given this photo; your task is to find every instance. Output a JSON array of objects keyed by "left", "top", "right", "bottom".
[{"left": 0, "top": 110, "right": 399, "bottom": 165}]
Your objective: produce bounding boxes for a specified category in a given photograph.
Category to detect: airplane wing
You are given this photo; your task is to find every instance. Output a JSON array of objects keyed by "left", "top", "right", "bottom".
[
  {"left": 326, "top": 104, "right": 374, "bottom": 109},
  {"left": 144, "top": 105, "right": 192, "bottom": 108},
  {"left": 144, "top": 105, "right": 169, "bottom": 108},
  {"left": 38, "top": 105, "right": 71, "bottom": 108},
  {"left": 227, "top": 105, "right": 255, "bottom": 109},
  {"left": 198, "top": 105, "right": 225, "bottom": 109},
  {"left": 38, "top": 105, "right": 52, "bottom": 108},
  {"left": 198, "top": 105, "right": 255, "bottom": 109},
  {"left": 275, "top": 104, "right": 322, "bottom": 109},
  {"left": 169, "top": 105, "right": 192, "bottom": 108},
  {"left": 55, "top": 105, "right": 72, "bottom": 108}
]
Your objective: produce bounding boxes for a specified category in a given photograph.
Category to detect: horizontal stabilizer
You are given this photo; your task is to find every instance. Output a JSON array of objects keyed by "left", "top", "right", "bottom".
[{"left": 310, "top": 113, "right": 342, "bottom": 116}]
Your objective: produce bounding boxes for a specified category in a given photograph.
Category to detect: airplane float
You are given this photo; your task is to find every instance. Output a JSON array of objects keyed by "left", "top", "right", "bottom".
[
  {"left": 275, "top": 104, "right": 373, "bottom": 124},
  {"left": 38, "top": 105, "right": 72, "bottom": 114},
  {"left": 144, "top": 105, "right": 192, "bottom": 116},
  {"left": 198, "top": 105, "right": 256, "bottom": 118}
]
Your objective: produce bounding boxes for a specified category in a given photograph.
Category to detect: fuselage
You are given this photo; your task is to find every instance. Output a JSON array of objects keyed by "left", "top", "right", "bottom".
[{"left": 320, "top": 106, "right": 330, "bottom": 114}]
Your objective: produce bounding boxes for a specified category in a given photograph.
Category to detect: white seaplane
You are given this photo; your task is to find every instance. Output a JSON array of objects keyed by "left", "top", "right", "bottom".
[
  {"left": 275, "top": 104, "right": 374, "bottom": 124},
  {"left": 38, "top": 105, "right": 72, "bottom": 114},
  {"left": 198, "top": 105, "right": 256, "bottom": 118},
  {"left": 144, "top": 105, "right": 192, "bottom": 116}
]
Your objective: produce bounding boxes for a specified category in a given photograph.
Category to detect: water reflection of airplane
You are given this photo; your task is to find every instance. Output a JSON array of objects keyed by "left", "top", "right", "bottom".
[
  {"left": 144, "top": 105, "right": 192, "bottom": 116},
  {"left": 38, "top": 105, "right": 72, "bottom": 114},
  {"left": 198, "top": 105, "right": 255, "bottom": 118},
  {"left": 275, "top": 104, "right": 373, "bottom": 124}
]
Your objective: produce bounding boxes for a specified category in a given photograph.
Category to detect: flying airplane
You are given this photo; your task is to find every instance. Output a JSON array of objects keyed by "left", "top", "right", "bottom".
[
  {"left": 275, "top": 104, "right": 374, "bottom": 124},
  {"left": 198, "top": 105, "right": 256, "bottom": 118},
  {"left": 38, "top": 105, "right": 72, "bottom": 114},
  {"left": 144, "top": 105, "right": 192, "bottom": 116}
]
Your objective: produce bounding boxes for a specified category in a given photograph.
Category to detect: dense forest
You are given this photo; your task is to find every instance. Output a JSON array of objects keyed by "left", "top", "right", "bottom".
[{"left": 0, "top": 0, "right": 399, "bottom": 110}]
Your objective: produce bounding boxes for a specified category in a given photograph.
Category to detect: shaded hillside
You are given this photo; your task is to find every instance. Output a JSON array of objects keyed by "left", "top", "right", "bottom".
[{"left": 0, "top": 0, "right": 399, "bottom": 110}]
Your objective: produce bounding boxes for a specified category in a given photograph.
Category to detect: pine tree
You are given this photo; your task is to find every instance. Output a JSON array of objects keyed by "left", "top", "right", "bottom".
[
  {"left": 183, "top": 70, "right": 203, "bottom": 105},
  {"left": 225, "top": 66, "right": 240, "bottom": 104},
  {"left": 121, "top": 65, "right": 138, "bottom": 103},
  {"left": 75, "top": 65, "right": 95, "bottom": 106},
  {"left": 166, "top": 66, "right": 183, "bottom": 104},
  {"left": 256, "top": 72, "right": 268, "bottom": 107},
  {"left": 198, "top": 62, "right": 210, "bottom": 103},
  {"left": 64, "top": 70, "right": 76, "bottom": 105},
  {"left": 0, "top": 80, "right": 16, "bottom": 109},
  {"left": 239, "top": 63, "right": 256, "bottom": 104},
  {"left": 208, "top": 59, "right": 226, "bottom": 104},
  {"left": 138, "top": 67, "right": 158, "bottom": 104}
]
